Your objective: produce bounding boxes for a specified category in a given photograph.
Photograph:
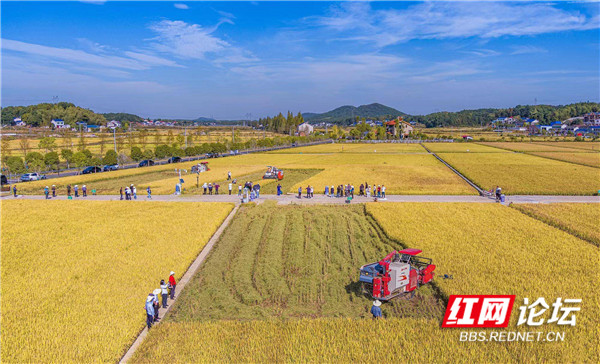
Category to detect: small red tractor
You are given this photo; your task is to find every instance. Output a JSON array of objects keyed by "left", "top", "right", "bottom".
[{"left": 359, "top": 249, "right": 436, "bottom": 300}]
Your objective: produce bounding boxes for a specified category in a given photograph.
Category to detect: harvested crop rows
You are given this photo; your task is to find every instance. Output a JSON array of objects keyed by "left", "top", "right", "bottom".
[
  {"left": 0, "top": 200, "right": 233, "bottom": 363},
  {"left": 166, "top": 202, "right": 444, "bottom": 322}
]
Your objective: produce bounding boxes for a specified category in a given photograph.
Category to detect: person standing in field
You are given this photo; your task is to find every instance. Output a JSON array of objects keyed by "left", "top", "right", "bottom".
[
  {"left": 74, "top": 185, "right": 79, "bottom": 197},
  {"left": 238, "top": 184, "right": 242, "bottom": 196},
  {"left": 147, "top": 186, "right": 152, "bottom": 199},
  {"left": 330, "top": 185, "right": 334, "bottom": 197},
  {"left": 145, "top": 295, "right": 155, "bottom": 329},
  {"left": 120, "top": 187, "right": 124, "bottom": 200},
  {"left": 227, "top": 171, "right": 231, "bottom": 180},
  {"left": 44, "top": 186, "right": 50, "bottom": 199},
  {"left": 13, "top": 185, "right": 17, "bottom": 197},
  {"left": 67, "top": 184, "right": 71, "bottom": 197},
  {"left": 168, "top": 271, "right": 177, "bottom": 299},
  {"left": 277, "top": 183, "right": 282, "bottom": 196},
  {"left": 202, "top": 182, "right": 207, "bottom": 195},
  {"left": 215, "top": 183, "right": 220, "bottom": 195},
  {"left": 82, "top": 185, "right": 87, "bottom": 197},
  {"left": 366, "top": 185, "right": 371, "bottom": 198},
  {"left": 371, "top": 300, "right": 382, "bottom": 319},
  {"left": 495, "top": 186, "right": 502, "bottom": 202},
  {"left": 208, "top": 183, "right": 213, "bottom": 195},
  {"left": 254, "top": 183, "right": 260, "bottom": 198},
  {"left": 228, "top": 182, "right": 233, "bottom": 195},
  {"left": 133, "top": 185, "right": 137, "bottom": 200},
  {"left": 52, "top": 185, "right": 56, "bottom": 197},
  {"left": 160, "top": 280, "right": 169, "bottom": 308},
  {"left": 298, "top": 186, "right": 302, "bottom": 199},
  {"left": 325, "top": 186, "right": 329, "bottom": 196},
  {"left": 359, "top": 184, "right": 364, "bottom": 196},
  {"left": 382, "top": 185, "right": 386, "bottom": 198},
  {"left": 152, "top": 289, "right": 161, "bottom": 322}
]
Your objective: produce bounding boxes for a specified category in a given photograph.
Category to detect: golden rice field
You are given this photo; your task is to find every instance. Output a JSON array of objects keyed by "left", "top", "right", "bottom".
[
  {"left": 423, "top": 142, "right": 509, "bottom": 153},
  {"left": 268, "top": 142, "right": 426, "bottom": 154},
  {"left": 511, "top": 203, "right": 600, "bottom": 246},
  {"left": 479, "top": 142, "right": 600, "bottom": 167},
  {"left": 133, "top": 203, "right": 599, "bottom": 362},
  {"left": 437, "top": 151, "right": 600, "bottom": 194},
  {"left": 366, "top": 203, "right": 599, "bottom": 362},
  {"left": 132, "top": 318, "right": 513, "bottom": 363},
  {"left": 480, "top": 142, "right": 595, "bottom": 153},
  {"left": 0, "top": 200, "right": 233, "bottom": 363},
  {"left": 538, "top": 141, "right": 600, "bottom": 151},
  {"left": 527, "top": 151, "right": 600, "bottom": 168},
  {"left": 17, "top": 145, "right": 475, "bottom": 195}
]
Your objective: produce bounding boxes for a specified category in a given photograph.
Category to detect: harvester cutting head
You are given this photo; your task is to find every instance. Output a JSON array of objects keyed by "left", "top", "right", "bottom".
[{"left": 359, "top": 249, "right": 436, "bottom": 301}]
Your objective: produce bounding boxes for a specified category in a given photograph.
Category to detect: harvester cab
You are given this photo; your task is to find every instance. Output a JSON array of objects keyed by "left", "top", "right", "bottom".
[
  {"left": 191, "top": 162, "right": 210, "bottom": 174},
  {"left": 359, "top": 249, "right": 436, "bottom": 301},
  {"left": 263, "top": 166, "right": 284, "bottom": 180}
]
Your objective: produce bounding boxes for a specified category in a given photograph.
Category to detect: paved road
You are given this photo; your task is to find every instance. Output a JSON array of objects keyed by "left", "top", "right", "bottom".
[{"left": 6, "top": 193, "right": 599, "bottom": 205}]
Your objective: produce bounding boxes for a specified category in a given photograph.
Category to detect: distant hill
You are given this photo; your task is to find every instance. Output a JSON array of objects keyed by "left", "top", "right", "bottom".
[
  {"left": 102, "top": 112, "right": 144, "bottom": 123},
  {"left": 194, "top": 116, "right": 217, "bottom": 122},
  {"left": 303, "top": 103, "right": 406, "bottom": 123}
]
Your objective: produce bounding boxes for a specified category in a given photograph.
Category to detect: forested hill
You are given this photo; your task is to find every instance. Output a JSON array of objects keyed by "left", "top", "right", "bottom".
[
  {"left": 302, "top": 102, "right": 599, "bottom": 127},
  {"left": 303, "top": 103, "right": 406, "bottom": 124},
  {"left": 1, "top": 102, "right": 106, "bottom": 127},
  {"left": 410, "top": 102, "right": 600, "bottom": 127},
  {"left": 101, "top": 112, "right": 144, "bottom": 123}
]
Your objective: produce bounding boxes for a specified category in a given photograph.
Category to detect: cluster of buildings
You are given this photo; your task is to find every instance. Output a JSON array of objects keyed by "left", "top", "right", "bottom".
[{"left": 492, "top": 112, "right": 600, "bottom": 136}]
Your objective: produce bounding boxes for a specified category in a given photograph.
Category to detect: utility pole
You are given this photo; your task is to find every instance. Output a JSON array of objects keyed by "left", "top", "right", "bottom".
[
  {"left": 232, "top": 125, "right": 235, "bottom": 143},
  {"left": 113, "top": 127, "right": 117, "bottom": 153},
  {"left": 184, "top": 126, "right": 187, "bottom": 148}
]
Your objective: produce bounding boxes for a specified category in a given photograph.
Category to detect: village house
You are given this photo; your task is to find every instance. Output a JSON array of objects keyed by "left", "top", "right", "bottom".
[
  {"left": 583, "top": 112, "right": 600, "bottom": 125},
  {"left": 297, "top": 122, "right": 314, "bottom": 136},
  {"left": 107, "top": 120, "right": 122, "bottom": 129},
  {"left": 51, "top": 119, "right": 70, "bottom": 129}
]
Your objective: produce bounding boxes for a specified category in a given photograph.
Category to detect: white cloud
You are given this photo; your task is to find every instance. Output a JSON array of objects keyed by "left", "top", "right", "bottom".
[
  {"left": 174, "top": 3, "right": 189, "bottom": 10},
  {"left": 148, "top": 20, "right": 229, "bottom": 58},
  {"left": 1, "top": 39, "right": 182, "bottom": 74},
  {"left": 510, "top": 45, "right": 548, "bottom": 55},
  {"left": 147, "top": 19, "right": 255, "bottom": 63},
  {"left": 312, "top": 2, "right": 599, "bottom": 48}
]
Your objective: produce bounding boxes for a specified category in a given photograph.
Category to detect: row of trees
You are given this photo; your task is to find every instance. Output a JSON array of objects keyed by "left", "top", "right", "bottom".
[
  {"left": 253, "top": 111, "right": 305, "bottom": 134},
  {"left": 1, "top": 134, "right": 326, "bottom": 176}
]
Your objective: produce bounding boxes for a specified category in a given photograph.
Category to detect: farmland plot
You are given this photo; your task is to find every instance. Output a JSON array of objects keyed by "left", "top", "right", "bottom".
[
  {"left": 0, "top": 200, "right": 233, "bottom": 363},
  {"left": 479, "top": 142, "right": 600, "bottom": 167},
  {"left": 367, "top": 203, "right": 599, "bottom": 362},
  {"left": 166, "top": 202, "right": 444, "bottom": 322},
  {"left": 437, "top": 152, "right": 600, "bottom": 194},
  {"left": 511, "top": 203, "right": 600, "bottom": 246}
]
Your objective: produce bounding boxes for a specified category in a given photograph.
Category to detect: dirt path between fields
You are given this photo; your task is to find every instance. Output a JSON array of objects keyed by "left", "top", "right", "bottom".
[
  {"left": 6, "top": 193, "right": 599, "bottom": 205},
  {"left": 118, "top": 205, "right": 240, "bottom": 364}
]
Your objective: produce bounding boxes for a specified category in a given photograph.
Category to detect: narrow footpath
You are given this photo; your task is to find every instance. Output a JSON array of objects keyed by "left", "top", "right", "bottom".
[{"left": 118, "top": 205, "right": 240, "bottom": 364}]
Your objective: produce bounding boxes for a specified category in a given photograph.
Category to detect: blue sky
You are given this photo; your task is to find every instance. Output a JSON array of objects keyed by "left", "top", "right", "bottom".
[{"left": 1, "top": 1, "right": 599, "bottom": 119}]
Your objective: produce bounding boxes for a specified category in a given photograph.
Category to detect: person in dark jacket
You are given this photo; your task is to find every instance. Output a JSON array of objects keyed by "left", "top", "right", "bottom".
[
  {"left": 13, "top": 185, "right": 17, "bottom": 197},
  {"left": 52, "top": 185, "right": 56, "bottom": 197},
  {"left": 120, "top": 187, "right": 124, "bottom": 200},
  {"left": 160, "top": 280, "right": 169, "bottom": 308},
  {"left": 152, "top": 289, "right": 161, "bottom": 322},
  {"left": 67, "top": 184, "right": 71, "bottom": 197}
]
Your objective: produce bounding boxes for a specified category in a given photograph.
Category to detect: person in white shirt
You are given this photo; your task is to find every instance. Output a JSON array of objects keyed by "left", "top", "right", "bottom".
[
  {"left": 382, "top": 185, "right": 386, "bottom": 198},
  {"left": 228, "top": 182, "right": 233, "bottom": 195}
]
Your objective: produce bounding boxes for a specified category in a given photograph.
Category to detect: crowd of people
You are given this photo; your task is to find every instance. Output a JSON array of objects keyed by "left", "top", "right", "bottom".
[
  {"left": 119, "top": 184, "right": 152, "bottom": 200},
  {"left": 295, "top": 183, "right": 387, "bottom": 199},
  {"left": 144, "top": 271, "right": 177, "bottom": 329},
  {"left": 37, "top": 184, "right": 96, "bottom": 199}
]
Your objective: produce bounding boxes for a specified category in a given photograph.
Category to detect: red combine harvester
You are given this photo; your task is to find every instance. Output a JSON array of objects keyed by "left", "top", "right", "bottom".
[{"left": 359, "top": 249, "right": 436, "bottom": 300}]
